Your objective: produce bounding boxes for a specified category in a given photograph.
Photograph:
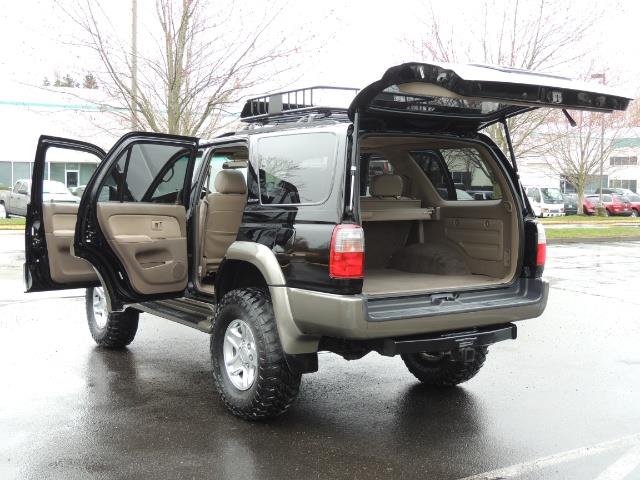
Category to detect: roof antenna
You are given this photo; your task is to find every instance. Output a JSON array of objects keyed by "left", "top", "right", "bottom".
[{"left": 562, "top": 109, "right": 577, "bottom": 127}]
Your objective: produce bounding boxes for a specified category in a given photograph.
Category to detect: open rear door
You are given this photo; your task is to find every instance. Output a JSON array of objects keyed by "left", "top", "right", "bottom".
[
  {"left": 25, "top": 136, "right": 105, "bottom": 292},
  {"left": 73, "top": 132, "right": 198, "bottom": 311}
]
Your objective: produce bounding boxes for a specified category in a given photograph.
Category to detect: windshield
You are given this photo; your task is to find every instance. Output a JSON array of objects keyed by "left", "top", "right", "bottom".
[
  {"left": 43, "top": 181, "right": 70, "bottom": 194},
  {"left": 540, "top": 188, "right": 564, "bottom": 204}
]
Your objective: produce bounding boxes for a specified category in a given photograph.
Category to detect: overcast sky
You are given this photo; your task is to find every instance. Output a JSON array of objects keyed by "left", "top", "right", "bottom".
[{"left": 1, "top": 0, "right": 639, "bottom": 96}]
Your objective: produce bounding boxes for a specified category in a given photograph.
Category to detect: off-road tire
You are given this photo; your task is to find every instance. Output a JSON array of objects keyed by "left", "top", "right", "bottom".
[
  {"left": 210, "top": 287, "right": 301, "bottom": 420},
  {"left": 401, "top": 347, "right": 488, "bottom": 387},
  {"left": 86, "top": 287, "right": 139, "bottom": 348}
]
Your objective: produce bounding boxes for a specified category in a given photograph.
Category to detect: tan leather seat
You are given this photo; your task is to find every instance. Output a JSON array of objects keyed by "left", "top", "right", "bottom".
[
  {"left": 203, "top": 170, "right": 247, "bottom": 272},
  {"left": 370, "top": 174, "right": 404, "bottom": 198}
]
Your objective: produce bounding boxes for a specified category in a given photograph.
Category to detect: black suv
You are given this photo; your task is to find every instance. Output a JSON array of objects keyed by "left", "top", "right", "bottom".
[{"left": 24, "top": 62, "right": 631, "bottom": 419}]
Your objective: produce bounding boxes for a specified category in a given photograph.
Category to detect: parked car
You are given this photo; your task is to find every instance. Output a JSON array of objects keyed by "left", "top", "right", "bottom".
[
  {"left": 24, "top": 62, "right": 631, "bottom": 420},
  {"left": 594, "top": 187, "right": 635, "bottom": 197},
  {"left": 562, "top": 193, "right": 596, "bottom": 215},
  {"left": 624, "top": 193, "right": 640, "bottom": 217},
  {"left": 525, "top": 186, "right": 565, "bottom": 217},
  {"left": 586, "top": 193, "right": 632, "bottom": 216},
  {"left": 0, "top": 179, "right": 78, "bottom": 217},
  {"left": 70, "top": 185, "right": 87, "bottom": 197}
]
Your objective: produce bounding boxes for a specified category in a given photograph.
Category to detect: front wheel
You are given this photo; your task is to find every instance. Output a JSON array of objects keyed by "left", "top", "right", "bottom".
[
  {"left": 401, "top": 347, "right": 488, "bottom": 387},
  {"left": 632, "top": 209, "right": 639, "bottom": 218},
  {"left": 86, "top": 286, "right": 139, "bottom": 348},
  {"left": 211, "top": 288, "right": 301, "bottom": 420}
]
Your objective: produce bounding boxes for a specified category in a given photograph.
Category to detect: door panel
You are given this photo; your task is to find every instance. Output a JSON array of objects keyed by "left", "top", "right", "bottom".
[
  {"left": 42, "top": 203, "right": 98, "bottom": 283},
  {"left": 25, "top": 136, "right": 105, "bottom": 292},
  {"left": 73, "top": 132, "right": 198, "bottom": 309},
  {"left": 96, "top": 203, "right": 187, "bottom": 295}
]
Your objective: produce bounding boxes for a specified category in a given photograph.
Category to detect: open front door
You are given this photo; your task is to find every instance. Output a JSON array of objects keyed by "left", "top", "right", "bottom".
[
  {"left": 74, "top": 132, "right": 198, "bottom": 311},
  {"left": 25, "top": 136, "right": 105, "bottom": 292}
]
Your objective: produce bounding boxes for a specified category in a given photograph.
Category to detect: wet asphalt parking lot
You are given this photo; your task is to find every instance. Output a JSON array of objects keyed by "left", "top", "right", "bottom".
[{"left": 1, "top": 230, "right": 639, "bottom": 480}]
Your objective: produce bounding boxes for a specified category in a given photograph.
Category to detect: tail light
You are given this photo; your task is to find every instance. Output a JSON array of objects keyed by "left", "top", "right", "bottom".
[
  {"left": 536, "top": 223, "right": 546, "bottom": 268},
  {"left": 523, "top": 220, "right": 545, "bottom": 278},
  {"left": 330, "top": 224, "right": 364, "bottom": 279}
]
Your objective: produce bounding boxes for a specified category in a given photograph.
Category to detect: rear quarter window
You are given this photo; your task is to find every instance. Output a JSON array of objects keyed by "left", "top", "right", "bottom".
[
  {"left": 412, "top": 148, "right": 502, "bottom": 201},
  {"left": 257, "top": 132, "right": 337, "bottom": 205}
]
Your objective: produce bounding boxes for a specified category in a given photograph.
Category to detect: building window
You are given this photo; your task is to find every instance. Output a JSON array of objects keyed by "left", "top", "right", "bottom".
[
  {"left": 609, "top": 179, "right": 637, "bottom": 192},
  {"left": 610, "top": 156, "right": 638, "bottom": 166}
]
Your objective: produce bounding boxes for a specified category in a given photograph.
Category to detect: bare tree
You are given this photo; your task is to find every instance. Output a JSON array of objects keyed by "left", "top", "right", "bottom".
[
  {"left": 410, "top": 0, "right": 603, "bottom": 158},
  {"left": 59, "top": 0, "right": 307, "bottom": 137},
  {"left": 544, "top": 111, "right": 623, "bottom": 213}
]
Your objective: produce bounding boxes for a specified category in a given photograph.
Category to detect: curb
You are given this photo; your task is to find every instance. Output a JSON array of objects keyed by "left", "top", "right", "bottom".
[{"left": 548, "top": 236, "right": 640, "bottom": 245}]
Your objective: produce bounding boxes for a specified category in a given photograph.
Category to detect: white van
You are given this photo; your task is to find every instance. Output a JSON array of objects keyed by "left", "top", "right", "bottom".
[{"left": 525, "top": 186, "right": 565, "bottom": 217}]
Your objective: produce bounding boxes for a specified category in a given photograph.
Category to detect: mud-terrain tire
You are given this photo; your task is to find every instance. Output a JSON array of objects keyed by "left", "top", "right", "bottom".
[
  {"left": 211, "top": 287, "right": 301, "bottom": 420},
  {"left": 86, "top": 286, "right": 139, "bottom": 348},
  {"left": 401, "top": 347, "right": 488, "bottom": 387}
]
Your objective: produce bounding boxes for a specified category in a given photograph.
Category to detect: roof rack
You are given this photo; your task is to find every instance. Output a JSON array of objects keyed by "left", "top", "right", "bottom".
[{"left": 240, "top": 86, "right": 358, "bottom": 125}]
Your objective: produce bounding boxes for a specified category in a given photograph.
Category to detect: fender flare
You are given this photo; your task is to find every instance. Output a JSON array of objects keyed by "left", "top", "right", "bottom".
[{"left": 221, "top": 241, "right": 320, "bottom": 356}]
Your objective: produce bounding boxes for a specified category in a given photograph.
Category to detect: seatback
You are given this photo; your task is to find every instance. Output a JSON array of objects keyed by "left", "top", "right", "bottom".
[
  {"left": 204, "top": 170, "right": 247, "bottom": 271},
  {"left": 360, "top": 175, "right": 415, "bottom": 269}
]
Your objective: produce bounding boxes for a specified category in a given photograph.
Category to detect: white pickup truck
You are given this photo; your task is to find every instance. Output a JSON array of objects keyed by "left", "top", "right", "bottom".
[{"left": 0, "top": 179, "right": 79, "bottom": 217}]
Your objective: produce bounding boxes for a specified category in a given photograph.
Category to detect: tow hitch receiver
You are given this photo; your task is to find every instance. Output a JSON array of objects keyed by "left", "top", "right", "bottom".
[{"left": 378, "top": 323, "right": 517, "bottom": 357}]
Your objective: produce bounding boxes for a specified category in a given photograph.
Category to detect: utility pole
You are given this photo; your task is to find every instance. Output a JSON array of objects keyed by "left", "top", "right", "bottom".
[
  {"left": 131, "top": 0, "right": 138, "bottom": 130},
  {"left": 591, "top": 72, "right": 606, "bottom": 214}
]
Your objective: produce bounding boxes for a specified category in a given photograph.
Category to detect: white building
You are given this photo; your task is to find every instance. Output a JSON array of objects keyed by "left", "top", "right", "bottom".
[
  {"left": 0, "top": 82, "right": 125, "bottom": 189},
  {"left": 518, "top": 127, "right": 640, "bottom": 193}
]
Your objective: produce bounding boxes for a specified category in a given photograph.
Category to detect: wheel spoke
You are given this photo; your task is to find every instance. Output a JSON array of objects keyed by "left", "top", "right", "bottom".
[{"left": 223, "top": 319, "right": 258, "bottom": 391}]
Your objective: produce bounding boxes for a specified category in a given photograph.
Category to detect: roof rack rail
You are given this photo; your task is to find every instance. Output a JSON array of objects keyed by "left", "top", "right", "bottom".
[{"left": 240, "top": 86, "right": 358, "bottom": 124}]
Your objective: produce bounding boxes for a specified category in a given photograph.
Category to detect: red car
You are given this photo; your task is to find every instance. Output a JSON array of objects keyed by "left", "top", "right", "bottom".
[
  {"left": 625, "top": 193, "right": 640, "bottom": 217},
  {"left": 582, "top": 196, "right": 596, "bottom": 215},
  {"left": 586, "top": 194, "right": 632, "bottom": 216}
]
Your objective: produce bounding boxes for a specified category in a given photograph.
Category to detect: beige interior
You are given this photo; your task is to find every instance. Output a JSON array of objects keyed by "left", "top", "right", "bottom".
[
  {"left": 97, "top": 202, "right": 188, "bottom": 295},
  {"left": 202, "top": 170, "right": 247, "bottom": 273},
  {"left": 42, "top": 203, "right": 98, "bottom": 284},
  {"left": 359, "top": 136, "right": 519, "bottom": 296}
]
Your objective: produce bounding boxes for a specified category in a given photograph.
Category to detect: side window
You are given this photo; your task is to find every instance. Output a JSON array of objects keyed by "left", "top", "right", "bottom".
[
  {"left": 98, "top": 142, "right": 192, "bottom": 204},
  {"left": 412, "top": 148, "right": 501, "bottom": 201},
  {"left": 527, "top": 188, "right": 541, "bottom": 203},
  {"left": 412, "top": 151, "right": 454, "bottom": 199},
  {"left": 257, "top": 133, "right": 337, "bottom": 205},
  {"left": 440, "top": 148, "right": 502, "bottom": 200},
  {"left": 203, "top": 146, "right": 248, "bottom": 194},
  {"left": 40, "top": 146, "right": 102, "bottom": 198}
]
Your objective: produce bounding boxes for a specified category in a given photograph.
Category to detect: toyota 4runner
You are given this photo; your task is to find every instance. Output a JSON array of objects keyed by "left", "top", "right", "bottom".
[{"left": 24, "top": 62, "right": 632, "bottom": 419}]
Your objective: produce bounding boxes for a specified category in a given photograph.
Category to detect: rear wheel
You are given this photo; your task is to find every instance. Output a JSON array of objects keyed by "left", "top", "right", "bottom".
[
  {"left": 401, "top": 347, "right": 488, "bottom": 387},
  {"left": 210, "top": 288, "right": 301, "bottom": 420},
  {"left": 632, "top": 209, "right": 639, "bottom": 217},
  {"left": 86, "top": 286, "right": 139, "bottom": 348}
]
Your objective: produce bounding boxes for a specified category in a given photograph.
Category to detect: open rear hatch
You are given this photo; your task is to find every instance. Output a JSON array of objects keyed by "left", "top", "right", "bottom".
[
  {"left": 349, "top": 62, "right": 632, "bottom": 299},
  {"left": 348, "top": 62, "right": 632, "bottom": 131}
]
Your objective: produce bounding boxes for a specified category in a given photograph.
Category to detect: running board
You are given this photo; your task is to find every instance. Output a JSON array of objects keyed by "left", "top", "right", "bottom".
[{"left": 134, "top": 298, "right": 215, "bottom": 333}]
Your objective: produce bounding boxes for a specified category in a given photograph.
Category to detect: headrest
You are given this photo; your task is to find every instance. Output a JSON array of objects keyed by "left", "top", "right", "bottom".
[
  {"left": 370, "top": 174, "right": 403, "bottom": 197},
  {"left": 214, "top": 169, "right": 246, "bottom": 194}
]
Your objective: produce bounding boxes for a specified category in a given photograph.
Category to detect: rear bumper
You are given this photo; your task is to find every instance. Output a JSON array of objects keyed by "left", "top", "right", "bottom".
[
  {"left": 285, "top": 278, "right": 548, "bottom": 343},
  {"left": 378, "top": 323, "right": 517, "bottom": 356}
]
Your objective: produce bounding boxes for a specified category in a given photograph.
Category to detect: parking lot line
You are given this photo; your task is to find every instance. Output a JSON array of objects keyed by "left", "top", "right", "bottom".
[
  {"left": 593, "top": 444, "right": 640, "bottom": 480},
  {"left": 458, "top": 433, "right": 640, "bottom": 480}
]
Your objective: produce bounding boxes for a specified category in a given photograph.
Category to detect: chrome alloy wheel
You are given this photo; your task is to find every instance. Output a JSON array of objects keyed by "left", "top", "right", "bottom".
[
  {"left": 92, "top": 287, "right": 108, "bottom": 329},
  {"left": 223, "top": 319, "right": 258, "bottom": 391}
]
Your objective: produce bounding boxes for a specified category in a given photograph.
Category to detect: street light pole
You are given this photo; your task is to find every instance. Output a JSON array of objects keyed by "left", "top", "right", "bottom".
[
  {"left": 131, "top": 0, "right": 138, "bottom": 130},
  {"left": 591, "top": 72, "right": 606, "bottom": 214}
]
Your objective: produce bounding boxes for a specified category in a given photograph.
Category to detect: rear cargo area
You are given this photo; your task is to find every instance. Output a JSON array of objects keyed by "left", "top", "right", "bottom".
[{"left": 358, "top": 136, "right": 520, "bottom": 296}]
